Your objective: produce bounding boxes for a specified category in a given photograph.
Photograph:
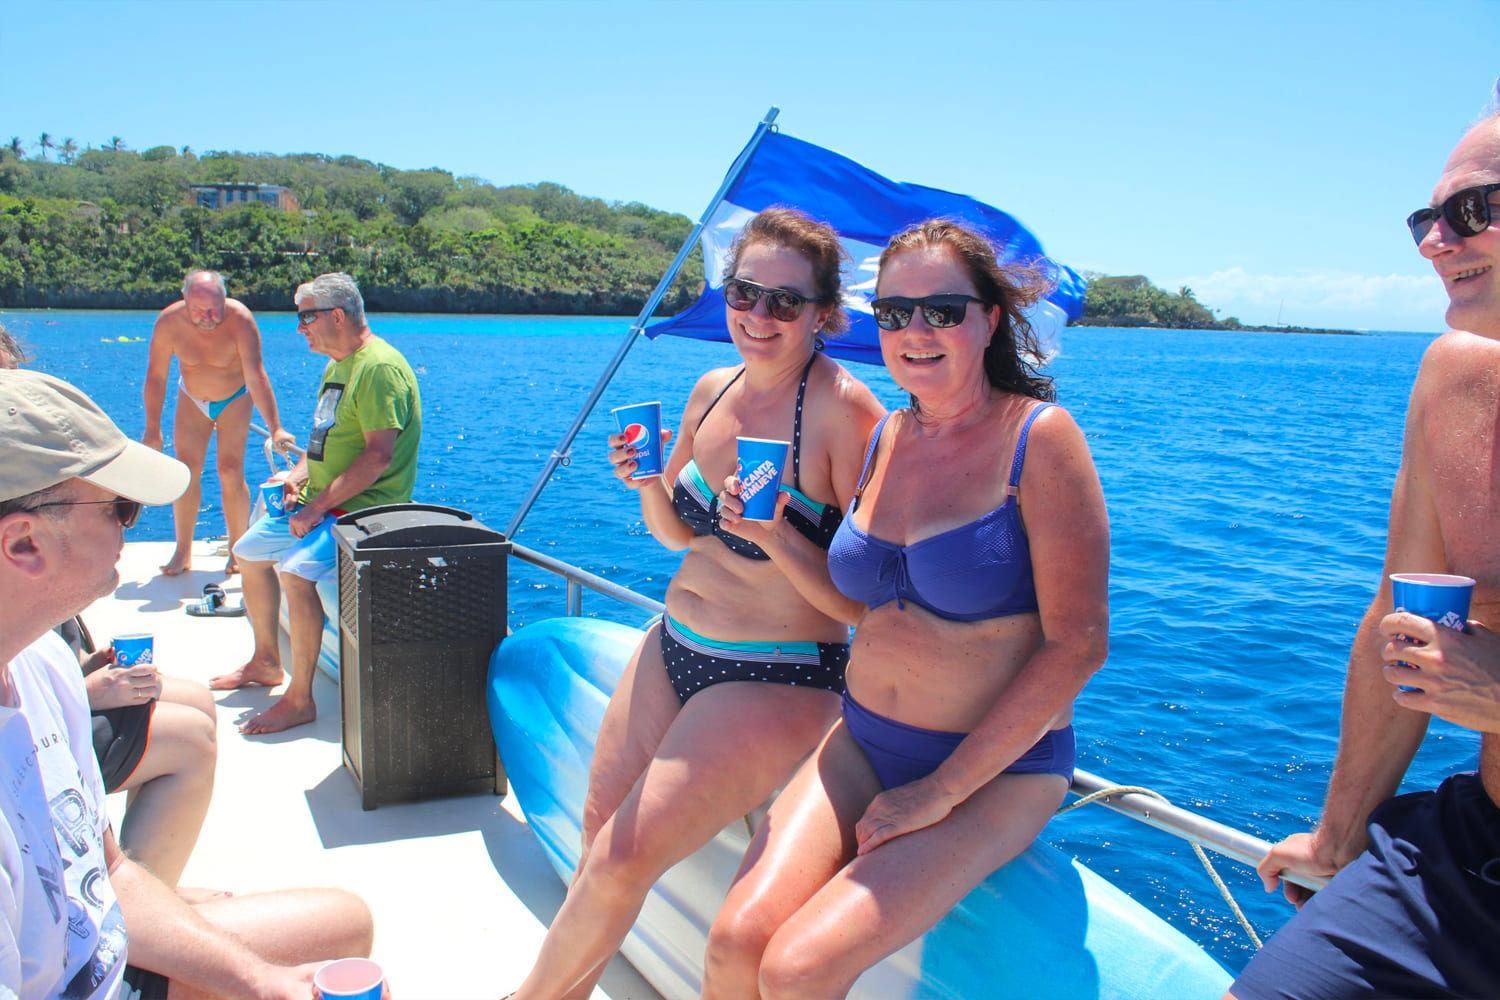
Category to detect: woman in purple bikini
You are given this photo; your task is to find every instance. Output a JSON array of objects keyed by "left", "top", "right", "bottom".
[{"left": 703, "top": 220, "right": 1112, "bottom": 999}]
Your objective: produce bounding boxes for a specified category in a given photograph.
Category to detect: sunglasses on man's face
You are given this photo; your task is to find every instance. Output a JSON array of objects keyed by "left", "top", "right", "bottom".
[
  {"left": 1407, "top": 183, "right": 1500, "bottom": 245},
  {"left": 871, "top": 294, "right": 987, "bottom": 332},
  {"left": 723, "top": 278, "right": 821, "bottom": 322},
  {"left": 297, "top": 307, "right": 336, "bottom": 327},
  {"left": 26, "top": 496, "right": 143, "bottom": 529}
]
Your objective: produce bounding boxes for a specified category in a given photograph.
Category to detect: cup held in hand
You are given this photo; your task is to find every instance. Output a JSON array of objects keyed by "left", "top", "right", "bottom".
[
  {"left": 314, "top": 957, "right": 384, "bottom": 1000},
  {"left": 111, "top": 633, "right": 153, "bottom": 667},
  {"left": 1390, "top": 573, "right": 1476, "bottom": 692},
  {"left": 612, "top": 401, "right": 664, "bottom": 479},
  {"left": 735, "top": 437, "right": 791, "bottom": 521}
]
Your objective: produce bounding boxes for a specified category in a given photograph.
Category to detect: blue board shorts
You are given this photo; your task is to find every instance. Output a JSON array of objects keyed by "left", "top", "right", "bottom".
[
  {"left": 1233, "top": 771, "right": 1500, "bottom": 1000},
  {"left": 233, "top": 511, "right": 338, "bottom": 582}
]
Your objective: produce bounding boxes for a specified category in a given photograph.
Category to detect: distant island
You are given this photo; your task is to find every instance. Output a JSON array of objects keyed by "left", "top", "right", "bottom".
[
  {"left": 0, "top": 137, "right": 1357, "bottom": 333},
  {"left": 1075, "top": 274, "right": 1361, "bottom": 336}
]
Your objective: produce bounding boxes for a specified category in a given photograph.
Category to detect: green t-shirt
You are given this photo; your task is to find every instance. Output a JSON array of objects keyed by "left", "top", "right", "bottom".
[{"left": 303, "top": 336, "right": 421, "bottom": 512}]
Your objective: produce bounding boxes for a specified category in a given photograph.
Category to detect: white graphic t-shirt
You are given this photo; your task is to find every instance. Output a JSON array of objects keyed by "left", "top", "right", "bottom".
[{"left": 1, "top": 632, "right": 126, "bottom": 1000}]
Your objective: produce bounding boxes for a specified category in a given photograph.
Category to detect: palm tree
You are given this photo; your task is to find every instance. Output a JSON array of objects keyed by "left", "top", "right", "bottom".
[
  {"left": 60, "top": 137, "right": 78, "bottom": 164},
  {"left": 108, "top": 136, "right": 125, "bottom": 152},
  {"left": 37, "top": 132, "right": 53, "bottom": 161},
  {"left": 5, "top": 137, "right": 22, "bottom": 160}
]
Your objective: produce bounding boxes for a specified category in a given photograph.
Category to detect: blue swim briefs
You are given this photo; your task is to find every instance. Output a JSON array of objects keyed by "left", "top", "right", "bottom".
[{"left": 1232, "top": 771, "right": 1500, "bottom": 1000}]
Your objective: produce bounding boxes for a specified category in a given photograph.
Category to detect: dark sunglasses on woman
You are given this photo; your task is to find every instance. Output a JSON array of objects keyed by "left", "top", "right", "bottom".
[
  {"left": 722, "top": 278, "right": 822, "bottom": 322},
  {"left": 871, "top": 294, "right": 987, "bottom": 332},
  {"left": 1407, "top": 183, "right": 1500, "bottom": 245},
  {"left": 24, "top": 496, "right": 143, "bottom": 529}
]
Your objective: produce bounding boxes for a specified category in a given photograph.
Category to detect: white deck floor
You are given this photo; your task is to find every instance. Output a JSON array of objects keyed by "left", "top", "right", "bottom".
[{"left": 85, "top": 539, "right": 661, "bottom": 1000}]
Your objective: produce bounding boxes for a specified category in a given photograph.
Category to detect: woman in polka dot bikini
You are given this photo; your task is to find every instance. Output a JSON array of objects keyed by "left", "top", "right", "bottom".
[{"left": 509, "top": 208, "right": 884, "bottom": 1000}]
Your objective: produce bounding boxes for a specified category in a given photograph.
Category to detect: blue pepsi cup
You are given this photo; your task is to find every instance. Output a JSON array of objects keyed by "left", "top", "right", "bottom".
[
  {"left": 612, "top": 401, "right": 664, "bottom": 479},
  {"left": 112, "top": 633, "right": 154, "bottom": 667},
  {"left": 261, "top": 480, "right": 289, "bottom": 519},
  {"left": 735, "top": 437, "right": 791, "bottom": 521},
  {"left": 1390, "top": 573, "right": 1475, "bottom": 692},
  {"left": 313, "top": 957, "right": 384, "bottom": 1000}
]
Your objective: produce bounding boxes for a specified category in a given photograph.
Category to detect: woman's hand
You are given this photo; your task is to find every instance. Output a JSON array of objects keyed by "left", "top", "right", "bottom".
[
  {"left": 84, "top": 649, "right": 163, "bottom": 709},
  {"left": 607, "top": 428, "right": 673, "bottom": 488},
  {"left": 854, "top": 777, "right": 957, "bottom": 855},
  {"left": 715, "top": 474, "right": 788, "bottom": 549}
]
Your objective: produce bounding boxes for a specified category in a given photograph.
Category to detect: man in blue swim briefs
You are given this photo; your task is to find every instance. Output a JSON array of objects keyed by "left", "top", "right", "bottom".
[
  {"left": 209, "top": 272, "right": 421, "bottom": 735},
  {"left": 143, "top": 269, "right": 296, "bottom": 576},
  {"left": 1230, "top": 104, "right": 1500, "bottom": 1000}
]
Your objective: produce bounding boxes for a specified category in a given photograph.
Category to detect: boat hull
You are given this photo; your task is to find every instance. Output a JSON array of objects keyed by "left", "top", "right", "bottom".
[{"left": 488, "top": 617, "right": 1233, "bottom": 1000}]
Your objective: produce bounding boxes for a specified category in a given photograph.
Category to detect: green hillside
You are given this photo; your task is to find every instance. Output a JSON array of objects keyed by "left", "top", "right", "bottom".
[{"left": 0, "top": 141, "right": 703, "bottom": 314}]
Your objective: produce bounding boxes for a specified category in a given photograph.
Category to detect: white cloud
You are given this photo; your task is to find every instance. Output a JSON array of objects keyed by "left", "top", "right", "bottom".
[{"left": 1159, "top": 267, "right": 1448, "bottom": 333}]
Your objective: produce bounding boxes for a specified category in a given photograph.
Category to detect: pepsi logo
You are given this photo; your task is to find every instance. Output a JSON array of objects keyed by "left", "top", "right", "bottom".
[{"left": 624, "top": 423, "right": 651, "bottom": 449}]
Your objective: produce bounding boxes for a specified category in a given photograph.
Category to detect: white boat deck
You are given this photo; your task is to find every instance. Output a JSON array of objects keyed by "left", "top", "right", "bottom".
[{"left": 84, "top": 539, "right": 661, "bottom": 1000}]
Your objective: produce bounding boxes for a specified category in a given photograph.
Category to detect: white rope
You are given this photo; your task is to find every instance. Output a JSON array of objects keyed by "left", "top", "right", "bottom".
[{"left": 1058, "top": 784, "right": 1264, "bottom": 950}]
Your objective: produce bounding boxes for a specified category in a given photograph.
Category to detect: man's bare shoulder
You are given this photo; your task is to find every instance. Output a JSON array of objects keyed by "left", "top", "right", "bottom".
[
  {"left": 223, "top": 299, "right": 262, "bottom": 337},
  {"left": 151, "top": 300, "right": 189, "bottom": 332},
  {"left": 1414, "top": 330, "right": 1500, "bottom": 398}
]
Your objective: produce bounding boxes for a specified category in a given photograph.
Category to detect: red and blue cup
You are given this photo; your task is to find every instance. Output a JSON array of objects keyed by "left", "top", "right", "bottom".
[
  {"left": 612, "top": 401, "right": 664, "bottom": 480},
  {"left": 112, "top": 633, "right": 154, "bottom": 667}
]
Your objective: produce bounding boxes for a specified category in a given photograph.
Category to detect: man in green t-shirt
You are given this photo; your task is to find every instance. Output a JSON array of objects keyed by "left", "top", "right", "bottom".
[{"left": 211, "top": 272, "right": 421, "bottom": 735}]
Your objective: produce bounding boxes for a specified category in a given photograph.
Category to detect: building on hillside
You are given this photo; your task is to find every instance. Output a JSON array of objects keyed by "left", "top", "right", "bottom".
[{"left": 187, "top": 183, "right": 300, "bottom": 212}]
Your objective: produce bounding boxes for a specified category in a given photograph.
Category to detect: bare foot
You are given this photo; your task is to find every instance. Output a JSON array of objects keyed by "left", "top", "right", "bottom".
[
  {"left": 160, "top": 551, "right": 192, "bottom": 576},
  {"left": 177, "top": 886, "right": 233, "bottom": 903},
  {"left": 209, "top": 660, "right": 283, "bottom": 691},
  {"left": 239, "top": 696, "right": 316, "bottom": 735}
]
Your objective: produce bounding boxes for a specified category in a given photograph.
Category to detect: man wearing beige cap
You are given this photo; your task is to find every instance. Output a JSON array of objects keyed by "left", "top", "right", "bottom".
[{"left": 0, "top": 370, "right": 374, "bottom": 1000}]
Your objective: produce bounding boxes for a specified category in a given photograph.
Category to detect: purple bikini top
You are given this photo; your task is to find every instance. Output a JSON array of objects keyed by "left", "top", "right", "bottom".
[{"left": 827, "top": 404, "right": 1051, "bottom": 623}]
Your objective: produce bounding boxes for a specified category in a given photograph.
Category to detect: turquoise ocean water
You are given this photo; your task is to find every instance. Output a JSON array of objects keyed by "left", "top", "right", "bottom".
[{"left": 2, "top": 309, "right": 1475, "bottom": 974}]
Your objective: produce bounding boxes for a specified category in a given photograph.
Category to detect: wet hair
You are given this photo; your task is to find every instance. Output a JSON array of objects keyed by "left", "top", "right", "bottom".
[
  {"left": 182, "top": 269, "right": 227, "bottom": 298},
  {"left": 722, "top": 207, "right": 849, "bottom": 340},
  {"left": 0, "top": 321, "right": 25, "bottom": 368},
  {"left": 877, "top": 219, "right": 1056, "bottom": 403},
  {"left": 295, "top": 272, "right": 366, "bottom": 328}
]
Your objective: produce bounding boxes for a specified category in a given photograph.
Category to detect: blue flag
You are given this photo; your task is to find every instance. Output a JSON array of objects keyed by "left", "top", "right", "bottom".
[{"left": 645, "top": 131, "right": 1086, "bottom": 367}]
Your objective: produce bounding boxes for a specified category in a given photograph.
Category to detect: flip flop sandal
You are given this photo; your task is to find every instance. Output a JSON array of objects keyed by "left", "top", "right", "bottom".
[{"left": 186, "top": 583, "right": 247, "bottom": 618}]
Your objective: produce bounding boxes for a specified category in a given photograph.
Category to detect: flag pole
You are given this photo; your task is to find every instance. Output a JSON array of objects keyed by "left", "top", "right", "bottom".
[{"left": 505, "top": 105, "right": 781, "bottom": 538}]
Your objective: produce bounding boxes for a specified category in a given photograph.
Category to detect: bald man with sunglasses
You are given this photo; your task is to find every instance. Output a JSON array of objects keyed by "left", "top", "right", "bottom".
[
  {"left": 1228, "top": 111, "right": 1500, "bottom": 999},
  {"left": 0, "top": 370, "right": 376, "bottom": 1000}
]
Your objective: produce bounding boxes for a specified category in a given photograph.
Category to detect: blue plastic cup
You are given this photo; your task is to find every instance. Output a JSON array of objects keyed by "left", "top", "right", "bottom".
[
  {"left": 314, "top": 957, "right": 383, "bottom": 1000},
  {"left": 612, "top": 401, "right": 664, "bottom": 479},
  {"left": 261, "top": 480, "right": 289, "bottom": 519},
  {"left": 112, "top": 633, "right": 154, "bottom": 667},
  {"left": 735, "top": 437, "right": 791, "bottom": 521},
  {"left": 1390, "top": 573, "right": 1475, "bottom": 692}
]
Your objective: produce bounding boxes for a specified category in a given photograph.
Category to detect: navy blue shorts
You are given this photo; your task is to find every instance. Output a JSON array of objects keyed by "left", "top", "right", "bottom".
[{"left": 1233, "top": 771, "right": 1500, "bottom": 1000}]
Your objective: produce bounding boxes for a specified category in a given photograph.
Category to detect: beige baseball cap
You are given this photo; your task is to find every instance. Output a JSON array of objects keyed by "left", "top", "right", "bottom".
[{"left": 0, "top": 370, "right": 189, "bottom": 505}]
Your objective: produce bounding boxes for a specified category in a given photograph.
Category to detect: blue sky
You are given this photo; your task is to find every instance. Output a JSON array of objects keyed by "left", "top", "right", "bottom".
[{"left": 5, "top": 0, "right": 1497, "bottom": 332}]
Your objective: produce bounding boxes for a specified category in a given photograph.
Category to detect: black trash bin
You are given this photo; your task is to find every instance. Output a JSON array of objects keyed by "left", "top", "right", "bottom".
[{"left": 333, "top": 503, "right": 510, "bottom": 810}]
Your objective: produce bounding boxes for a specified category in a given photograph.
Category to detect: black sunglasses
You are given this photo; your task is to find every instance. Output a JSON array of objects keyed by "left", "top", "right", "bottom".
[
  {"left": 871, "top": 294, "right": 987, "bottom": 331},
  {"left": 25, "top": 496, "right": 143, "bottom": 528},
  {"left": 296, "top": 307, "right": 336, "bottom": 326},
  {"left": 1407, "top": 183, "right": 1500, "bottom": 245},
  {"left": 723, "top": 278, "right": 822, "bottom": 322}
]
